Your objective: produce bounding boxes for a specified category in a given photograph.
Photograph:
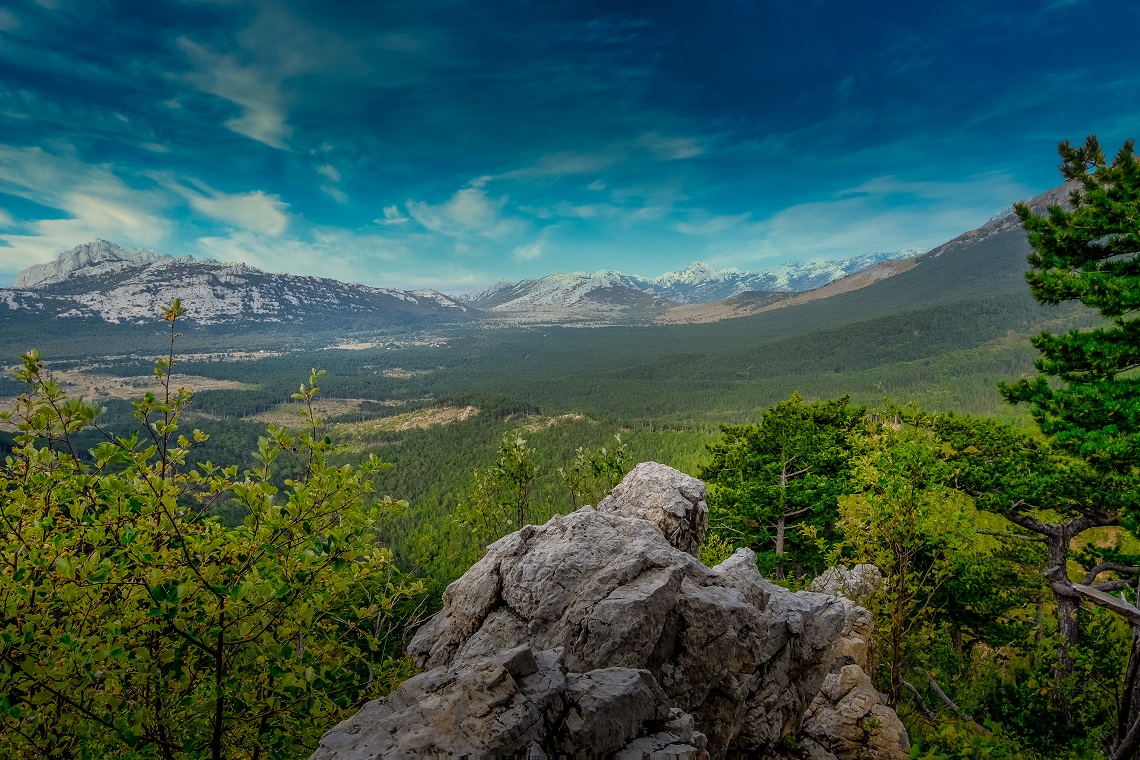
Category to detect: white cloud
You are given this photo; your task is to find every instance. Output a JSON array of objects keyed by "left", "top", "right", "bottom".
[
  {"left": 587, "top": 179, "right": 606, "bottom": 191},
  {"left": 513, "top": 241, "right": 543, "bottom": 261},
  {"left": 376, "top": 205, "right": 410, "bottom": 225},
  {"left": 0, "top": 9, "right": 19, "bottom": 31},
  {"left": 158, "top": 176, "right": 290, "bottom": 235},
  {"left": 406, "top": 186, "right": 522, "bottom": 239},
  {"left": 178, "top": 38, "right": 291, "bottom": 149},
  {"left": 316, "top": 163, "right": 341, "bottom": 182},
  {"left": 0, "top": 145, "right": 171, "bottom": 270},
  {"left": 191, "top": 189, "right": 289, "bottom": 236}
]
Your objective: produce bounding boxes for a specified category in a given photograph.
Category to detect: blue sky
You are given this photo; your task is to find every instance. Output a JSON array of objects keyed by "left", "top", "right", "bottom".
[{"left": 0, "top": 0, "right": 1137, "bottom": 293}]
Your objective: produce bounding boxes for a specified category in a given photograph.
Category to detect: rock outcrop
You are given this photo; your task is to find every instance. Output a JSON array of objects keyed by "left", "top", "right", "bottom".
[
  {"left": 808, "top": 564, "right": 885, "bottom": 606},
  {"left": 311, "top": 463, "right": 907, "bottom": 760}
]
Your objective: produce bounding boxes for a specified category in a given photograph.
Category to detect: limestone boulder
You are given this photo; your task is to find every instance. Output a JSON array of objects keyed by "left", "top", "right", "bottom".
[
  {"left": 312, "top": 463, "right": 908, "bottom": 760},
  {"left": 808, "top": 564, "right": 885, "bottom": 606},
  {"left": 799, "top": 665, "right": 910, "bottom": 760},
  {"left": 596, "top": 461, "right": 709, "bottom": 557}
]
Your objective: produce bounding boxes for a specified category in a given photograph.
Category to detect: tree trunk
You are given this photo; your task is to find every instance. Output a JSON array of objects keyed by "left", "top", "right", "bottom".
[
  {"left": 774, "top": 513, "right": 786, "bottom": 580},
  {"left": 775, "top": 462, "right": 790, "bottom": 580},
  {"left": 212, "top": 610, "right": 226, "bottom": 760},
  {"left": 889, "top": 564, "right": 907, "bottom": 704},
  {"left": 1046, "top": 532, "right": 1078, "bottom": 724},
  {"left": 1115, "top": 629, "right": 1140, "bottom": 760}
]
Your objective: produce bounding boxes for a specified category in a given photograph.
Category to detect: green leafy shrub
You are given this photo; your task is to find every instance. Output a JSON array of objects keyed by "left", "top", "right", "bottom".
[{"left": 0, "top": 303, "right": 425, "bottom": 760}]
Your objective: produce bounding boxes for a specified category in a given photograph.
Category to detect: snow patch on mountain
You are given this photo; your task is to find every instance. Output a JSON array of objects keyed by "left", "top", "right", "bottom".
[
  {"left": 5, "top": 240, "right": 468, "bottom": 326},
  {"left": 464, "top": 249, "right": 926, "bottom": 316}
]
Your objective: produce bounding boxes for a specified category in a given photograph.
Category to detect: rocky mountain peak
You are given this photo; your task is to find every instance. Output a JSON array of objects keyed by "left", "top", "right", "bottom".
[
  {"left": 2, "top": 239, "right": 468, "bottom": 327},
  {"left": 13, "top": 239, "right": 173, "bottom": 289},
  {"left": 653, "top": 261, "right": 722, "bottom": 286}
]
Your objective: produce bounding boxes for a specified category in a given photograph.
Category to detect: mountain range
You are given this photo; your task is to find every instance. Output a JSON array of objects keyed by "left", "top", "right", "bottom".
[
  {"left": 459, "top": 251, "right": 922, "bottom": 323},
  {"left": 0, "top": 239, "right": 925, "bottom": 332},
  {"left": 0, "top": 182, "right": 1078, "bottom": 359},
  {"left": 2, "top": 238, "right": 468, "bottom": 327}
]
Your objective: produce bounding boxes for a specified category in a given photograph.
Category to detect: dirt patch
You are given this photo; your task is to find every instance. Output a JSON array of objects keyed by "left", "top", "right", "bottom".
[
  {"left": 245, "top": 398, "right": 413, "bottom": 427},
  {"left": 381, "top": 368, "right": 431, "bottom": 379},
  {"left": 40, "top": 368, "right": 250, "bottom": 402},
  {"left": 522, "top": 413, "right": 588, "bottom": 432},
  {"left": 332, "top": 405, "right": 479, "bottom": 440}
]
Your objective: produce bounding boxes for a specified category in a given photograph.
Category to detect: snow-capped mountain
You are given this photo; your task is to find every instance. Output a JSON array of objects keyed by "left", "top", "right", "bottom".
[
  {"left": 1, "top": 240, "right": 926, "bottom": 332},
  {"left": 2, "top": 240, "right": 469, "bottom": 327},
  {"left": 461, "top": 249, "right": 925, "bottom": 319}
]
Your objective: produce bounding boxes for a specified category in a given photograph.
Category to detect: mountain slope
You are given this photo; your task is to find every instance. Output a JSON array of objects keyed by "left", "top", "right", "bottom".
[
  {"left": 354, "top": 182, "right": 1084, "bottom": 421},
  {"left": 2, "top": 240, "right": 470, "bottom": 328}
]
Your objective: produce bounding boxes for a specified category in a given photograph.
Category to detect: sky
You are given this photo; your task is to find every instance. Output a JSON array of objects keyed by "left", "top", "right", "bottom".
[{"left": 0, "top": 0, "right": 1137, "bottom": 293}]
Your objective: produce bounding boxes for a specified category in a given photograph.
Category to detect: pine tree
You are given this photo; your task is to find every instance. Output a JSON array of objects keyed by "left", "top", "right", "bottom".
[
  {"left": 999, "top": 136, "right": 1140, "bottom": 757},
  {"left": 1002, "top": 135, "right": 1140, "bottom": 475},
  {"left": 700, "top": 393, "right": 859, "bottom": 578}
]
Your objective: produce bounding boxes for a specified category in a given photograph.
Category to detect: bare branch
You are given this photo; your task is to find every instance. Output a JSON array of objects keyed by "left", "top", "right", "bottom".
[
  {"left": 1082, "top": 561, "right": 1140, "bottom": 586},
  {"left": 926, "top": 674, "right": 991, "bottom": 735},
  {"left": 1072, "top": 583, "right": 1140, "bottom": 627},
  {"left": 1002, "top": 510, "right": 1060, "bottom": 538},
  {"left": 976, "top": 530, "right": 1047, "bottom": 544},
  {"left": 901, "top": 679, "right": 938, "bottom": 724}
]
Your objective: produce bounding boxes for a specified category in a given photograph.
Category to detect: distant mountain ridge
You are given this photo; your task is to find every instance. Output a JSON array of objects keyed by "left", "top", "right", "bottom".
[
  {"left": 2, "top": 240, "right": 927, "bottom": 330},
  {"left": 3, "top": 239, "right": 468, "bottom": 327},
  {"left": 459, "top": 250, "right": 925, "bottom": 322}
]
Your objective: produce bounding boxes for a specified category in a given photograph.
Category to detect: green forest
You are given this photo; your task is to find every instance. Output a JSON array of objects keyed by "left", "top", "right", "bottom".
[{"left": 3, "top": 137, "right": 1140, "bottom": 759}]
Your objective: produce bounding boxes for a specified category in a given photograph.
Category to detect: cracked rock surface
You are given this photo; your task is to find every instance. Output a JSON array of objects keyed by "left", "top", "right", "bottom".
[{"left": 311, "top": 463, "right": 908, "bottom": 760}]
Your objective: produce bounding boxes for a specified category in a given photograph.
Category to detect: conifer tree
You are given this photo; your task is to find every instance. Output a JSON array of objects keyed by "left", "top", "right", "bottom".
[
  {"left": 700, "top": 393, "right": 858, "bottom": 578},
  {"left": 1002, "top": 135, "right": 1140, "bottom": 476},
  {"left": 998, "top": 136, "right": 1140, "bottom": 757}
]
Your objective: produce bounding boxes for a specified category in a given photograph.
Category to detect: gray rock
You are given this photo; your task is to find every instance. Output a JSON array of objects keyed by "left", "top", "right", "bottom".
[
  {"left": 596, "top": 462, "right": 708, "bottom": 557},
  {"left": 311, "top": 644, "right": 706, "bottom": 759},
  {"left": 800, "top": 665, "right": 910, "bottom": 760},
  {"left": 808, "top": 565, "right": 885, "bottom": 606},
  {"left": 312, "top": 463, "right": 906, "bottom": 760}
]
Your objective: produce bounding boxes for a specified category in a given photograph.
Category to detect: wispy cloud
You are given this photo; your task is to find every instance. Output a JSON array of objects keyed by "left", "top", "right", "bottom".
[
  {"left": 735, "top": 173, "right": 1034, "bottom": 264},
  {"left": 190, "top": 226, "right": 479, "bottom": 292},
  {"left": 178, "top": 38, "right": 291, "bottom": 149},
  {"left": 154, "top": 175, "right": 290, "bottom": 235},
  {"left": 315, "top": 163, "right": 347, "bottom": 203},
  {"left": 476, "top": 131, "right": 705, "bottom": 186},
  {"left": 674, "top": 212, "right": 749, "bottom": 235},
  {"left": 406, "top": 185, "right": 522, "bottom": 240},
  {"left": 316, "top": 164, "right": 341, "bottom": 182},
  {"left": 0, "top": 145, "right": 171, "bottom": 269}
]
